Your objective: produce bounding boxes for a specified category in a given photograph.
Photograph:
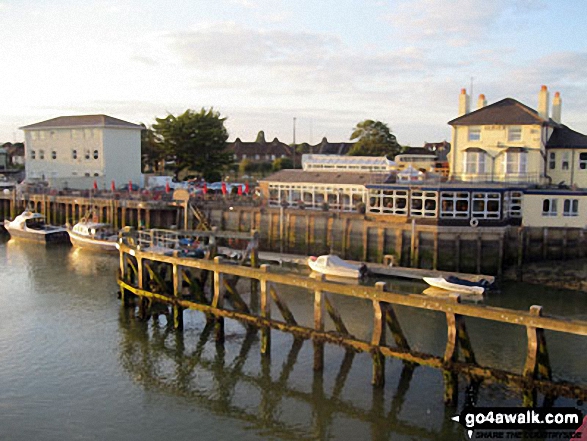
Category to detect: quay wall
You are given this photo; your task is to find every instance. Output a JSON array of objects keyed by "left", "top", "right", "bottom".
[{"left": 0, "top": 194, "right": 585, "bottom": 278}]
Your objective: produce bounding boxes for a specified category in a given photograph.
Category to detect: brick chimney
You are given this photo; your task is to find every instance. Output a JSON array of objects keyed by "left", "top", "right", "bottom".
[
  {"left": 477, "top": 94, "right": 487, "bottom": 109},
  {"left": 552, "top": 91, "right": 562, "bottom": 123},
  {"left": 458, "top": 88, "right": 470, "bottom": 116},
  {"left": 538, "top": 85, "right": 550, "bottom": 120}
]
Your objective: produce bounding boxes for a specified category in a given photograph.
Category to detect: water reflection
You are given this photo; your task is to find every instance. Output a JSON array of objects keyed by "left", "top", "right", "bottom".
[{"left": 117, "top": 306, "right": 586, "bottom": 441}]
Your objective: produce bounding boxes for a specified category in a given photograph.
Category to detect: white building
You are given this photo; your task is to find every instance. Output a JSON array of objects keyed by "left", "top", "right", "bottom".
[{"left": 20, "top": 115, "right": 142, "bottom": 190}]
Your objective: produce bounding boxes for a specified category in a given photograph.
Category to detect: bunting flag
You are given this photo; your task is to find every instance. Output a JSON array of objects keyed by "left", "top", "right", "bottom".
[
  {"left": 111, "top": 180, "right": 116, "bottom": 192},
  {"left": 202, "top": 182, "right": 207, "bottom": 194},
  {"left": 128, "top": 180, "right": 133, "bottom": 192},
  {"left": 93, "top": 180, "right": 98, "bottom": 190},
  {"left": 221, "top": 182, "right": 227, "bottom": 196},
  {"left": 245, "top": 182, "right": 249, "bottom": 194},
  {"left": 237, "top": 184, "right": 242, "bottom": 196},
  {"left": 165, "top": 182, "right": 171, "bottom": 193}
]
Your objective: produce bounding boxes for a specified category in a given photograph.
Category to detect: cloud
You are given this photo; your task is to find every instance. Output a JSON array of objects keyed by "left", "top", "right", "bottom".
[{"left": 388, "top": 0, "right": 546, "bottom": 46}]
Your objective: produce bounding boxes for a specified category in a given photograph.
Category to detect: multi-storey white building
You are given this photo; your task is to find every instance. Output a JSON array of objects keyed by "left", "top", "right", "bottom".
[{"left": 20, "top": 115, "right": 142, "bottom": 190}]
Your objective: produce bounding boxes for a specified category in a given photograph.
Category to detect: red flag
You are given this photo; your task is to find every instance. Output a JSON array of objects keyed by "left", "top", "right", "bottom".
[
  {"left": 237, "top": 184, "right": 242, "bottom": 196},
  {"left": 245, "top": 182, "right": 249, "bottom": 194},
  {"left": 128, "top": 180, "right": 133, "bottom": 192},
  {"left": 111, "top": 180, "right": 116, "bottom": 192},
  {"left": 221, "top": 182, "right": 227, "bottom": 196},
  {"left": 202, "top": 182, "right": 208, "bottom": 194},
  {"left": 165, "top": 182, "right": 170, "bottom": 193},
  {"left": 93, "top": 180, "right": 98, "bottom": 190}
]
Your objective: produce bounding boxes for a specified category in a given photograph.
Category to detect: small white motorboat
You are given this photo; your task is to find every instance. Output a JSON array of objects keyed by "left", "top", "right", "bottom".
[
  {"left": 3, "top": 210, "right": 70, "bottom": 244},
  {"left": 308, "top": 254, "right": 368, "bottom": 279},
  {"left": 67, "top": 220, "right": 119, "bottom": 252},
  {"left": 422, "top": 276, "right": 486, "bottom": 295}
]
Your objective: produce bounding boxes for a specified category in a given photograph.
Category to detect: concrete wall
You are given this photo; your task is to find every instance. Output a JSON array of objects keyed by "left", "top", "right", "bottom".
[{"left": 103, "top": 128, "right": 142, "bottom": 189}]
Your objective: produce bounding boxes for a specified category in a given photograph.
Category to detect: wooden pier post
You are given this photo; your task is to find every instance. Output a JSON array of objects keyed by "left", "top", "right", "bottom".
[
  {"left": 172, "top": 263, "right": 184, "bottom": 330},
  {"left": 371, "top": 282, "right": 387, "bottom": 387},
  {"left": 443, "top": 294, "right": 476, "bottom": 365},
  {"left": 212, "top": 256, "right": 224, "bottom": 342},
  {"left": 523, "top": 305, "right": 552, "bottom": 381},
  {"left": 259, "top": 264, "right": 271, "bottom": 355},
  {"left": 312, "top": 272, "right": 325, "bottom": 372}
]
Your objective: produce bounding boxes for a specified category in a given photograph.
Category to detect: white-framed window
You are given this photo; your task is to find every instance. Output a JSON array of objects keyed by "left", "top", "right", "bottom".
[
  {"left": 505, "top": 150, "right": 527, "bottom": 174},
  {"left": 542, "top": 198, "right": 557, "bottom": 217},
  {"left": 468, "top": 127, "right": 481, "bottom": 141},
  {"left": 255, "top": 154, "right": 260, "bottom": 160},
  {"left": 471, "top": 192, "right": 501, "bottom": 219},
  {"left": 465, "top": 151, "right": 485, "bottom": 174},
  {"left": 580, "top": 152, "right": 587, "bottom": 170},
  {"left": 562, "top": 152, "right": 570, "bottom": 170},
  {"left": 563, "top": 199, "right": 579, "bottom": 217},
  {"left": 410, "top": 191, "right": 438, "bottom": 217},
  {"left": 440, "top": 192, "right": 470, "bottom": 218},
  {"left": 508, "top": 126, "right": 522, "bottom": 142},
  {"left": 504, "top": 191, "right": 523, "bottom": 218},
  {"left": 549, "top": 152, "right": 556, "bottom": 170},
  {"left": 368, "top": 189, "right": 408, "bottom": 215},
  {"left": 31, "top": 132, "right": 38, "bottom": 140},
  {"left": 242, "top": 154, "right": 247, "bottom": 159}
]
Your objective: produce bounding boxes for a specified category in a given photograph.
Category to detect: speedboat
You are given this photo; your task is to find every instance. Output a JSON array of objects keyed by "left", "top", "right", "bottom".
[
  {"left": 307, "top": 254, "right": 368, "bottom": 279},
  {"left": 3, "top": 210, "right": 70, "bottom": 244},
  {"left": 67, "top": 220, "right": 118, "bottom": 252},
  {"left": 422, "top": 276, "right": 488, "bottom": 295}
]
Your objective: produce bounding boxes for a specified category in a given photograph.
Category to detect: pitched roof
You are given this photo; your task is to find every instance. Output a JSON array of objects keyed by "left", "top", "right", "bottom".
[
  {"left": 259, "top": 169, "right": 389, "bottom": 185},
  {"left": 20, "top": 115, "right": 142, "bottom": 130},
  {"left": 448, "top": 98, "right": 548, "bottom": 126},
  {"left": 227, "top": 138, "right": 292, "bottom": 156},
  {"left": 546, "top": 125, "right": 587, "bottom": 149}
]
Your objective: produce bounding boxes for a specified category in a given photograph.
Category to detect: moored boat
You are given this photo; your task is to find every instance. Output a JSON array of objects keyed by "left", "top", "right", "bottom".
[
  {"left": 67, "top": 221, "right": 119, "bottom": 252},
  {"left": 3, "top": 210, "right": 70, "bottom": 244},
  {"left": 422, "top": 276, "right": 487, "bottom": 295},
  {"left": 307, "top": 254, "right": 368, "bottom": 279}
]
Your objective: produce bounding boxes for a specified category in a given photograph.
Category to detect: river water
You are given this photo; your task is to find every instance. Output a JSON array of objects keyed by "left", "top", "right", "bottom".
[{"left": 1, "top": 236, "right": 586, "bottom": 440}]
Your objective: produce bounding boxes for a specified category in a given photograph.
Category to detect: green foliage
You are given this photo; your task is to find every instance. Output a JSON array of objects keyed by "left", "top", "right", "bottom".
[
  {"left": 239, "top": 158, "right": 254, "bottom": 175},
  {"left": 348, "top": 120, "right": 402, "bottom": 157},
  {"left": 152, "top": 108, "right": 232, "bottom": 180},
  {"left": 272, "top": 157, "right": 293, "bottom": 171},
  {"left": 140, "top": 124, "right": 165, "bottom": 173}
]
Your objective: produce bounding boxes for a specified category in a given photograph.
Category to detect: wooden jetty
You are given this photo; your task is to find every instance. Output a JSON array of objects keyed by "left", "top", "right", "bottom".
[{"left": 117, "top": 228, "right": 587, "bottom": 406}]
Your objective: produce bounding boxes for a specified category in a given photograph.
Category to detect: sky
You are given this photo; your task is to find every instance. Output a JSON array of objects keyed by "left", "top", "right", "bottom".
[{"left": 2, "top": 0, "right": 587, "bottom": 146}]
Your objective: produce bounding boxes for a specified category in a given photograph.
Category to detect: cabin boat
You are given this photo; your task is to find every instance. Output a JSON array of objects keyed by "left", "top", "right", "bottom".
[
  {"left": 67, "top": 221, "right": 119, "bottom": 252},
  {"left": 3, "top": 210, "right": 70, "bottom": 244},
  {"left": 422, "top": 276, "right": 487, "bottom": 295},
  {"left": 308, "top": 254, "right": 368, "bottom": 279}
]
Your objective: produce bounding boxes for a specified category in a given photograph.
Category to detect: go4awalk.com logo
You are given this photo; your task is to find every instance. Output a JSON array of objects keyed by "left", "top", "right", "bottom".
[{"left": 452, "top": 407, "right": 585, "bottom": 439}]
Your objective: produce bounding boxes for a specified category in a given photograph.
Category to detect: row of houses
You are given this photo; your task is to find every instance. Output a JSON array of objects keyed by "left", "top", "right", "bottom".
[{"left": 258, "top": 86, "right": 587, "bottom": 229}]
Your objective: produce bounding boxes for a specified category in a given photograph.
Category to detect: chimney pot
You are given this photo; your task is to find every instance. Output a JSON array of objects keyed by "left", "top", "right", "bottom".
[{"left": 538, "top": 85, "right": 550, "bottom": 120}]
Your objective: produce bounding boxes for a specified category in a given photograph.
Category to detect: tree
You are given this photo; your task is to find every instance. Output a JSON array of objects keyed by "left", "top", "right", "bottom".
[
  {"left": 348, "top": 120, "right": 402, "bottom": 157},
  {"left": 152, "top": 108, "right": 232, "bottom": 181},
  {"left": 140, "top": 124, "right": 165, "bottom": 173},
  {"left": 272, "top": 157, "right": 293, "bottom": 171}
]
